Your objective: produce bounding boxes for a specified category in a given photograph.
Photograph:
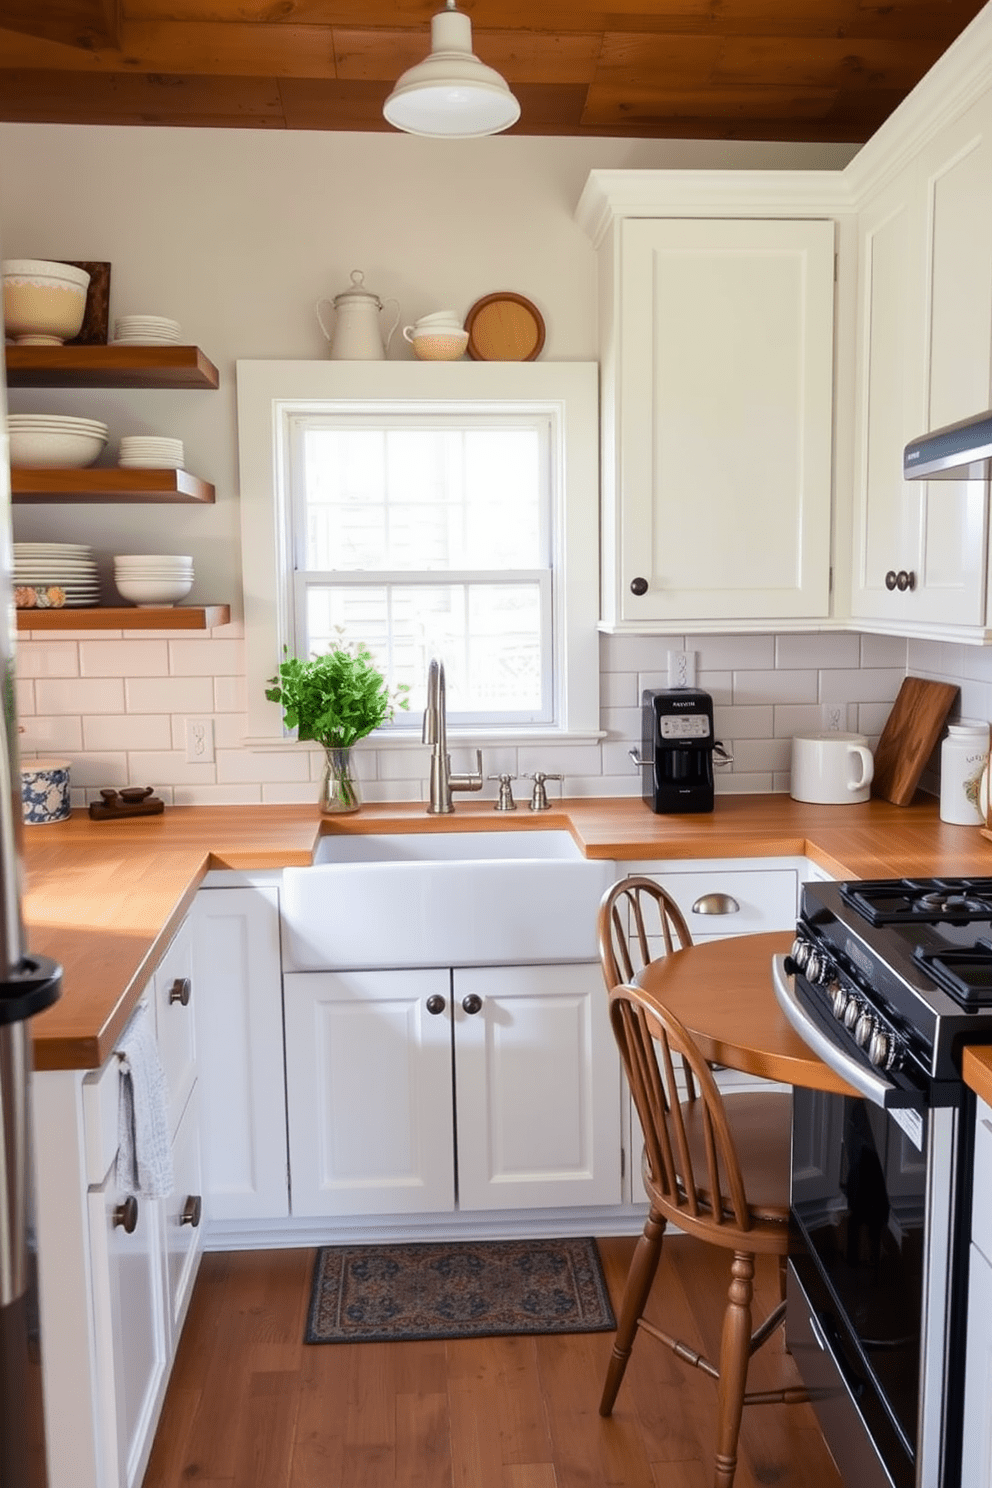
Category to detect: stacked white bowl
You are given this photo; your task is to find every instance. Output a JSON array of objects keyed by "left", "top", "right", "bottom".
[
  {"left": 112, "top": 315, "right": 182, "bottom": 345},
  {"left": 113, "top": 554, "right": 194, "bottom": 607},
  {"left": 7, "top": 413, "right": 108, "bottom": 468},
  {"left": 118, "top": 435, "right": 185, "bottom": 470}
]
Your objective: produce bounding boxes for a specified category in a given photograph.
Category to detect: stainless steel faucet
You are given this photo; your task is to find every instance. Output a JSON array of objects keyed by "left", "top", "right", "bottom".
[{"left": 423, "top": 657, "right": 483, "bottom": 814}]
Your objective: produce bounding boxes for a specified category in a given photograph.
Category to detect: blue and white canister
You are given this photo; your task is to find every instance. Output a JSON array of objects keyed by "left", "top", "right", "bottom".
[{"left": 21, "top": 758, "right": 72, "bottom": 824}]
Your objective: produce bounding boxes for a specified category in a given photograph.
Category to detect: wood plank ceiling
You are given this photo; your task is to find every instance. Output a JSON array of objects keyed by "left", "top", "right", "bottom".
[{"left": 0, "top": 0, "right": 986, "bottom": 143}]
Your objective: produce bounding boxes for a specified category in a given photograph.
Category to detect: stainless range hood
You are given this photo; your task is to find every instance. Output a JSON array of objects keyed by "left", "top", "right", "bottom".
[{"left": 904, "top": 409, "right": 992, "bottom": 479}]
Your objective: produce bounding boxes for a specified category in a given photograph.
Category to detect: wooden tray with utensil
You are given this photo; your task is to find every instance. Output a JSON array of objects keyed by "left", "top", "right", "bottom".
[{"left": 88, "top": 787, "right": 164, "bottom": 820}]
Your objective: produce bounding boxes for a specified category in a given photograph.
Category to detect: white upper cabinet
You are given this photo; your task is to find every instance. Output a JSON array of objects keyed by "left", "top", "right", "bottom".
[
  {"left": 580, "top": 195, "right": 837, "bottom": 633},
  {"left": 851, "top": 94, "right": 992, "bottom": 637}
]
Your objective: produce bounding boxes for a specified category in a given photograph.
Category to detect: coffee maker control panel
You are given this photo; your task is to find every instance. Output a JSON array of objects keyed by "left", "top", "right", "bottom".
[{"left": 659, "top": 714, "right": 711, "bottom": 740}]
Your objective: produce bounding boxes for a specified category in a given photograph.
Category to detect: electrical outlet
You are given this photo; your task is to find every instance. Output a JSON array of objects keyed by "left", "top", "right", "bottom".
[
  {"left": 821, "top": 703, "right": 846, "bottom": 733},
  {"left": 185, "top": 717, "right": 215, "bottom": 764},
  {"left": 668, "top": 650, "right": 696, "bottom": 689}
]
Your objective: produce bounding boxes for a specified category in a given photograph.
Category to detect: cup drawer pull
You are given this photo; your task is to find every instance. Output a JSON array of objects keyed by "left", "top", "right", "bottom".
[{"left": 691, "top": 893, "right": 741, "bottom": 916}]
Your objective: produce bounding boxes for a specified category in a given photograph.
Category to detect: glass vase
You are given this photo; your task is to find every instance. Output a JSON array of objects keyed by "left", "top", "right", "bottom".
[{"left": 319, "top": 746, "right": 361, "bottom": 814}]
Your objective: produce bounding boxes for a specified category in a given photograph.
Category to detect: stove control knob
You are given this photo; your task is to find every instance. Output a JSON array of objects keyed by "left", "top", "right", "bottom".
[
  {"left": 854, "top": 1011, "right": 875, "bottom": 1048},
  {"left": 829, "top": 982, "right": 850, "bottom": 1020},
  {"left": 868, "top": 1027, "right": 892, "bottom": 1069},
  {"left": 790, "top": 937, "right": 811, "bottom": 972},
  {"left": 843, "top": 997, "right": 863, "bottom": 1032}
]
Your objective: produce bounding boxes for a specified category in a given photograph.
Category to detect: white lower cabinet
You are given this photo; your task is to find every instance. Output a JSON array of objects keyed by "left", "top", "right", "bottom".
[
  {"left": 283, "top": 960, "right": 620, "bottom": 1219},
  {"left": 191, "top": 884, "right": 288, "bottom": 1220},
  {"left": 34, "top": 914, "right": 203, "bottom": 1488}
]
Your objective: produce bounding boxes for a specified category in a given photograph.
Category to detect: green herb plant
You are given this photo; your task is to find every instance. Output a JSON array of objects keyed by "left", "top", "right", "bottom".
[{"left": 265, "top": 637, "right": 409, "bottom": 749}]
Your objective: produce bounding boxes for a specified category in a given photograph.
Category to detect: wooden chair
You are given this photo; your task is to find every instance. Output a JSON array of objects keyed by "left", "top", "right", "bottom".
[{"left": 600, "top": 981, "right": 804, "bottom": 1488}]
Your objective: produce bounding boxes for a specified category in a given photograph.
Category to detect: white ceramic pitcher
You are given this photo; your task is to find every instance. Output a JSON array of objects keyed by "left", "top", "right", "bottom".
[{"left": 315, "top": 270, "right": 400, "bottom": 360}]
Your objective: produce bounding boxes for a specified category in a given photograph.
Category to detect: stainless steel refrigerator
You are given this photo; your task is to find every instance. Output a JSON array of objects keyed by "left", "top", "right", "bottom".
[{"left": 0, "top": 322, "right": 63, "bottom": 1485}]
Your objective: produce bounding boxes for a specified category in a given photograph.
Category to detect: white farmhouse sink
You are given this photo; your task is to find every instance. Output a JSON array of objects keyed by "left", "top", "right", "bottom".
[{"left": 281, "top": 830, "right": 615, "bottom": 971}]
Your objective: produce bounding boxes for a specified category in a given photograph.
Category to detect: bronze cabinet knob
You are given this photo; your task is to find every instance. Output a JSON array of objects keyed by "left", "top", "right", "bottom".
[
  {"left": 113, "top": 1195, "right": 138, "bottom": 1233},
  {"left": 629, "top": 576, "right": 649, "bottom": 596}
]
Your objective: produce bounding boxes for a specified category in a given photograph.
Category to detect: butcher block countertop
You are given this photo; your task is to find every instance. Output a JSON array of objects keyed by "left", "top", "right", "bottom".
[{"left": 23, "top": 793, "right": 992, "bottom": 1073}]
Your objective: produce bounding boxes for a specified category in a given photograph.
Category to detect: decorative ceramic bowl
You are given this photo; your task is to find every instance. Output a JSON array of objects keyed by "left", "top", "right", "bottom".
[
  {"left": 2, "top": 260, "right": 90, "bottom": 345},
  {"left": 114, "top": 575, "right": 194, "bottom": 606},
  {"left": 21, "top": 759, "right": 72, "bottom": 824},
  {"left": 411, "top": 330, "right": 470, "bottom": 362}
]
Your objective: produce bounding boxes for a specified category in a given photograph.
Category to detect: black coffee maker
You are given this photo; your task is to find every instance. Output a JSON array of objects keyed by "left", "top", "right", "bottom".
[{"left": 639, "top": 688, "right": 721, "bottom": 814}]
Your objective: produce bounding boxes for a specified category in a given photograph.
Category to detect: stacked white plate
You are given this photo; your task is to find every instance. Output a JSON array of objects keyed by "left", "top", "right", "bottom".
[
  {"left": 112, "top": 315, "right": 182, "bottom": 345},
  {"left": 113, "top": 554, "right": 193, "bottom": 607},
  {"left": 14, "top": 542, "right": 100, "bottom": 606},
  {"left": 7, "top": 413, "right": 108, "bottom": 469},
  {"left": 118, "top": 435, "right": 185, "bottom": 470}
]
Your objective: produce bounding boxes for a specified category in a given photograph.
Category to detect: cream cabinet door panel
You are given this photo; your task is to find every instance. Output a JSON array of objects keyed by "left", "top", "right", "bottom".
[
  {"left": 963, "top": 1240, "right": 992, "bottom": 1486},
  {"left": 192, "top": 886, "right": 288, "bottom": 1220},
  {"left": 453, "top": 963, "right": 621, "bottom": 1211},
  {"left": 852, "top": 101, "right": 992, "bottom": 629},
  {"left": 162, "top": 1084, "right": 203, "bottom": 1345},
  {"left": 284, "top": 968, "right": 455, "bottom": 1217},
  {"left": 617, "top": 217, "right": 834, "bottom": 624},
  {"left": 87, "top": 1174, "right": 167, "bottom": 1488}
]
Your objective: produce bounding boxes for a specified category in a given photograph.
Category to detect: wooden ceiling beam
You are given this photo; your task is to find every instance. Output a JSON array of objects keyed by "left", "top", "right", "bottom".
[{"left": 0, "top": 0, "right": 121, "bottom": 48}]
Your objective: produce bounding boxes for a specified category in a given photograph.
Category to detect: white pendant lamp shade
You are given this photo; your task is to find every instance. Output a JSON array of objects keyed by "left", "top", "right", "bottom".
[{"left": 383, "top": 3, "right": 520, "bottom": 138}]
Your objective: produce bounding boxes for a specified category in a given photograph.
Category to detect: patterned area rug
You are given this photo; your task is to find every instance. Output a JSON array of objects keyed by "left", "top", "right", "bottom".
[{"left": 305, "top": 1237, "right": 616, "bottom": 1344}]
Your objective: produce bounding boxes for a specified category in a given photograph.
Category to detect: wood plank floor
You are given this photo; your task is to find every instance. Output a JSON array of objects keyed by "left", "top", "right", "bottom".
[{"left": 143, "top": 1236, "right": 843, "bottom": 1488}]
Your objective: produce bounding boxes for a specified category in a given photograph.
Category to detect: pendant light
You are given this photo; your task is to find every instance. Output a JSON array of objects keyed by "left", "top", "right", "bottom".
[{"left": 383, "top": 0, "right": 520, "bottom": 139}]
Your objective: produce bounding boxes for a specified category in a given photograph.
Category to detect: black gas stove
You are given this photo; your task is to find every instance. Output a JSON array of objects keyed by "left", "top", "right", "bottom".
[{"left": 789, "top": 875, "right": 992, "bottom": 1089}]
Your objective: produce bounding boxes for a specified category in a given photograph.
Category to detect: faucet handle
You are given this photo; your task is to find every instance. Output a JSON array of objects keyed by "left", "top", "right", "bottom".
[
  {"left": 528, "top": 771, "right": 563, "bottom": 811},
  {"left": 488, "top": 773, "right": 518, "bottom": 812}
]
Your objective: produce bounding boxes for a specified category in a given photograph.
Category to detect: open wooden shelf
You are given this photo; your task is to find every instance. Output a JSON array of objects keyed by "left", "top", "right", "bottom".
[
  {"left": 11, "top": 468, "right": 215, "bottom": 503},
  {"left": 16, "top": 605, "right": 231, "bottom": 632},
  {"left": 5, "top": 344, "right": 220, "bottom": 389}
]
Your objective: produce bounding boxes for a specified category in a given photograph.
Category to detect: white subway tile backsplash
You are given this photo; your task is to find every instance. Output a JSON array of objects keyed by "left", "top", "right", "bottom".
[
  {"left": 36, "top": 677, "right": 125, "bottom": 714},
  {"left": 79, "top": 640, "right": 168, "bottom": 677},
  {"left": 776, "top": 632, "right": 860, "bottom": 668},
  {"left": 125, "top": 676, "right": 214, "bottom": 713},
  {"left": 733, "top": 669, "right": 817, "bottom": 704},
  {"left": 170, "top": 638, "right": 244, "bottom": 676},
  {"left": 860, "top": 634, "right": 909, "bottom": 668},
  {"left": 16, "top": 642, "right": 80, "bottom": 678},
  {"left": 21, "top": 715, "right": 83, "bottom": 753},
  {"left": 819, "top": 667, "right": 903, "bottom": 704},
  {"left": 15, "top": 679, "right": 34, "bottom": 716},
  {"left": 83, "top": 715, "right": 172, "bottom": 751},
  {"left": 12, "top": 627, "right": 987, "bottom": 802}
]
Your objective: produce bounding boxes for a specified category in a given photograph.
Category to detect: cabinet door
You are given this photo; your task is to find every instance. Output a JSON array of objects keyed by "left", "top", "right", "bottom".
[
  {"left": 191, "top": 885, "right": 288, "bottom": 1220},
  {"left": 614, "top": 217, "right": 834, "bottom": 625},
  {"left": 283, "top": 968, "right": 456, "bottom": 1217},
  {"left": 453, "top": 962, "right": 621, "bottom": 1210},
  {"left": 963, "top": 1240, "right": 992, "bottom": 1486},
  {"left": 162, "top": 1084, "right": 203, "bottom": 1346},
  {"left": 87, "top": 1170, "right": 167, "bottom": 1488},
  {"left": 152, "top": 915, "right": 196, "bottom": 1139},
  {"left": 852, "top": 101, "right": 992, "bottom": 629}
]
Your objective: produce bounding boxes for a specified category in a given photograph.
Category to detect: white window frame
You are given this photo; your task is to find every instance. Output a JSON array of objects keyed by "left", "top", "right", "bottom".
[{"left": 236, "top": 360, "right": 601, "bottom": 746}]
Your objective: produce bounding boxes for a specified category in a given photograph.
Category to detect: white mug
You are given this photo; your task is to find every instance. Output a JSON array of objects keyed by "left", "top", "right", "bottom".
[{"left": 790, "top": 733, "right": 874, "bottom": 804}]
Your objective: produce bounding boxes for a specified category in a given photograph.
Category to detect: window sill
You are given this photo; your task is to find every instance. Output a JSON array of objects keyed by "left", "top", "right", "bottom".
[{"left": 242, "top": 727, "right": 607, "bottom": 752}]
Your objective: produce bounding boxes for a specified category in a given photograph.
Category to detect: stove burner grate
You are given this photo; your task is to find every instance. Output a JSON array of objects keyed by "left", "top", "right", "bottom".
[
  {"left": 913, "top": 938, "right": 992, "bottom": 1006},
  {"left": 841, "top": 877, "right": 992, "bottom": 926}
]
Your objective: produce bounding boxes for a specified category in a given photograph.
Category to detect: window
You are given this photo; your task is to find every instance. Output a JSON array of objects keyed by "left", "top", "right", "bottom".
[{"left": 237, "top": 362, "right": 600, "bottom": 744}]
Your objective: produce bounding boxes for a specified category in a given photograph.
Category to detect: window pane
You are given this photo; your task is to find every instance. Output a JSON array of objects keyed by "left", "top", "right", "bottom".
[
  {"left": 302, "top": 426, "right": 542, "bottom": 571},
  {"left": 306, "top": 582, "right": 544, "bottom": 715}
]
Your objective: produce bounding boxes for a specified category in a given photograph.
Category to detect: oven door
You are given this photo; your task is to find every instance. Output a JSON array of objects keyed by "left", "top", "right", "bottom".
[
  {"left": 774, "top": 957, "right": 965, "bottom": 1488},
  {"left": 791, "top": 1085, "right": 927, "bottom": 1488}
]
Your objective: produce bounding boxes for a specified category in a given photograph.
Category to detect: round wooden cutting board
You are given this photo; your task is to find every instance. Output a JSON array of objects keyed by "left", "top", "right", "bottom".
[{"left": 465, "top": 293, "right": 546, "bottom": 361}]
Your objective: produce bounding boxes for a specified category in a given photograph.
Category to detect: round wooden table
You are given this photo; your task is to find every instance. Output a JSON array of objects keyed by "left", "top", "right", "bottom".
[{"left": 634, "top": 929, "right": 857, "bottom": 1096}]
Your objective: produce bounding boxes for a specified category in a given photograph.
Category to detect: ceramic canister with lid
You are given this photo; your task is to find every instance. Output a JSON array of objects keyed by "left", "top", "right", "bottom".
[{"left": 939, "top": 721, "right": 990, "bottom": 824}]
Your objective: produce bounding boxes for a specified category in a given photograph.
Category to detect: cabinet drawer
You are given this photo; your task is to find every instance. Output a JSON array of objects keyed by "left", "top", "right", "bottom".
[
  {"left": 153, "top": 920, "right": 196, "bottom": 1138},
  {"left": 640, "top": 868, "right": 798, "bottom": 939},
  {"left": 974, "top": 1097, "right": 992, "bottom": 1265}
]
